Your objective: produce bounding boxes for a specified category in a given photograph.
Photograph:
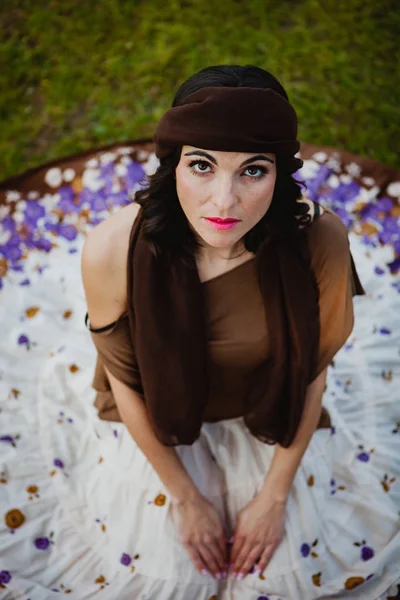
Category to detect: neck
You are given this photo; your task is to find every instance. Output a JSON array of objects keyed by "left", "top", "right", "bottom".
[{"left": 197, "top": 242, "right": 248, "bottom": 265}]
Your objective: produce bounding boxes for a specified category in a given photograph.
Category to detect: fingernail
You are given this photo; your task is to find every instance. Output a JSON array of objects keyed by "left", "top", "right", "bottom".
[
  {"left": 230, "top": 572, "right": 237, "bottom": 580},
  {"left": 228, "top": 536, "right": 235, "bottom": 543},
  {"left": 201, "top": 568, "right": 210, "bottom": 576},
  {"left": 237, "top": 572, "right": 244, "bottom": 581},
  {"left": 255, "top": 568, "right": 262, "bottom": 576},
  {"left": 222, "top": 571, "right": 227, "bottom": 579},
  {"left": 215, "top": 572, "right": 222, "bottom": 580}
]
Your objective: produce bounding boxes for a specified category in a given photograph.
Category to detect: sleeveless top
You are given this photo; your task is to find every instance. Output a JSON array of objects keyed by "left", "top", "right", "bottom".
[{"left": 85, "top": 207, "right": 364, "bottom": 428}]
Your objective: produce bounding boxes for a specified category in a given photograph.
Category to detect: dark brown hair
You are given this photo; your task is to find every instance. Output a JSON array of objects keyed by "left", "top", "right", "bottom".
[{"left": 134, "top": 64, "right": 308, "bottom": 266}]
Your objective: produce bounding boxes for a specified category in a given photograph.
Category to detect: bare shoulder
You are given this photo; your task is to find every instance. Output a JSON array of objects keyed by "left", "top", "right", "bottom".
[{"left": 81, "top": 202, "right": 141, "bottom": 328}]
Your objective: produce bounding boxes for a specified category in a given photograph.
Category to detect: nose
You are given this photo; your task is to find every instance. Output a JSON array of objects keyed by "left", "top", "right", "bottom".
[{"left": 211, "top": 174, "right": 238, "bottom": 212}]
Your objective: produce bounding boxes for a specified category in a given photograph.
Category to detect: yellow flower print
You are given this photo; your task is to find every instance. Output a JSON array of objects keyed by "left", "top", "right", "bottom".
[
  {"left": 26, "top": 484, "right": 40, "bottom": 500},
  {"left": 69, "top": 364, "right": 80, "bottom": 373},
  {"left": 63, "top": 310, "right": 72, "bottom": 319},
  {"left": 0, "top": 258, "right": 8, "bottom": 277},
  {"left": 345, "top": 576, "right": 365, "bottom": 590},
  {"left": 307, "top": 475, "right": 315, "bottom": 486},
  {"left": 154, "top": 493, "right": 167, "bottom": 506},
  {"left": 312, "top": 572, "right": 322, "bottom": 587},
  {"left": 5, "top": 508, "right": 25, "bottom": 529},
  {"left": 382, "top": 370, "right": 393, "bottom": 381},
  {"left": 25, "top": 306, "right": 40, "bottom": 318},
  {"left": 94, "top": 575, "right": 110, "bottom": 590},
  {"left": 381, "top": 473, "right": 396, "bottom": 493}
]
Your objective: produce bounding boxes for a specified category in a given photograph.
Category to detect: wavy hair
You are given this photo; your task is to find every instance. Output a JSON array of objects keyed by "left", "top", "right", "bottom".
[{"left": 134, "top": 64, "right": 308, "bottom": 266}]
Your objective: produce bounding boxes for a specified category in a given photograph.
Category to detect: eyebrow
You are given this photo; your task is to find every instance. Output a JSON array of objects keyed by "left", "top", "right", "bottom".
[{"left": 183, "top": 150, "right": 275, "bottom": 167}]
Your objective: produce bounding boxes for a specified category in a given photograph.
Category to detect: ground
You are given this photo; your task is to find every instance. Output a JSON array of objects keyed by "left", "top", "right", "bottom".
[{"left": 0, "top": 0, "right": 399, "bottom": 181}]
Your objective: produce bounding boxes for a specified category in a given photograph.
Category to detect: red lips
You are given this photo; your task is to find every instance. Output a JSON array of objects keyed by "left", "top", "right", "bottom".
[{"left": 207, "top": 218, "right": 239, "bottom": 223}]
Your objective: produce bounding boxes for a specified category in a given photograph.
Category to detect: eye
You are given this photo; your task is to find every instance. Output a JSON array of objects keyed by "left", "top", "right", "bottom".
[
  {"left": 244, "top": 166, "right": 268, "bottom": 179},
  {"left": 188, "top": 160, "right": 212, "bottom": 175},
  {"left": 188, "top": 160, "right": 268, "bottom": 180}
]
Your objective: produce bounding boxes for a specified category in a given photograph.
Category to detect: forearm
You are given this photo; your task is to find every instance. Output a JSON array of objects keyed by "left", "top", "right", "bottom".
[
  {"left": 260, "top": 367, "right": 328, "bottom": 502},
  {"left": 105, "top": 366, "right": 202, "bottom": 506}
]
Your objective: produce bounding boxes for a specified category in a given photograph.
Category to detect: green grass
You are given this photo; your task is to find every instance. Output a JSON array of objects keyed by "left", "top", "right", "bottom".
[{"left": 1, "top": 0, "right": 399, "bottom": 180}]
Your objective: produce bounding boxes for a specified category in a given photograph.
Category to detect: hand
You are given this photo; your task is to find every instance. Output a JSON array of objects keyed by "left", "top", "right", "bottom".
[
  {"left": 172, "top": 494, "right": 229, "bottom": 579},
  {"left": 229, "top": 492, "right": 286, "bottom": 580}
]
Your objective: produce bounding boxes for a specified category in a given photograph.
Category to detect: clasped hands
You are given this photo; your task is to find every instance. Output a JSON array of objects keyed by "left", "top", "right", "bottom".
[{"left": 176, "top": 486, "right": 286, "bottom": 581}]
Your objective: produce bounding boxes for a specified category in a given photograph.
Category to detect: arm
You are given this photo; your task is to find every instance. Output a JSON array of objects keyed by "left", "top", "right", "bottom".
[
  {"left": 259, "top": 366, "right": 328, "bottom": 503},
  {"left": 81, "top": 208, "right": 202, "bottom": 506},
  {"left": 104, "top": 366, "right": 203, "bottom": 505}
]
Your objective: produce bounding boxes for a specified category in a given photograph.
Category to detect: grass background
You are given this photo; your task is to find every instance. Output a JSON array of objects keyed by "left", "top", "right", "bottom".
[{"left": 1, "top": 0, "right": 399, "bottom": 181}]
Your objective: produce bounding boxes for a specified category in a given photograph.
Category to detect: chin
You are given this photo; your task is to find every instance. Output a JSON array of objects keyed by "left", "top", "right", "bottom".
[{"left": 201, "top": 232, "right": 241, "bottom": 249}]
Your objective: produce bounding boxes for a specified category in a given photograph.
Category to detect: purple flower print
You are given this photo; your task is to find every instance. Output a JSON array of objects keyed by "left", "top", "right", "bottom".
[
  {"left": 379, "top": 328, "right": 391, "bottom": 335},
  {"left": 374, "top": 266, "right": 385, "bottom": 275},
  {"left": 120, "top": 553, "right": 132, "bottom": 566},
  {"left": 18, "top": 334, "right": 29, "bottom": 346},
  {"left": 25, "top": 201, "right": 46, "bottom": 223},
  {"left": 300, "top": 543, "right": 310, "bottom": 557},
  {"left": 354, "top": 540, "right": 374, "bottom": 561},
  {"left": 56, "top": 186, "right": 81, "bottom": 214},
  {"left": 379, "top": 216, "right": 400, "bottom": 245},
  {"left": 54, "top": 458, "right": 64, "bottom": 468},
  {"left": 375, "top": 196, "right": 393, "bottom": 212},
  {"left": 357, "top": 452, "right": 370, "bottom": 462},
  {"left": 257, "top": 596, "right": 270, "bottom": 600},
  {"left": 34, "top": 537, "right": 50, "bottom": 550},
  {"left": 126, "top": 161, "right": 146, "bottom": 188},
  {"left": 361, "top": 546, "right": 374, "bottom": 561},
  {"left": 389, "top": 257, "right": 400, "bottom": 274},
  {"left": 80, "top": 188, "right": 108, "bottom": 212},
  {"left": 0, "top": 435, "right": 14, "bottom": 444},
  {"left": 331, "top": 181, "right": 361, "bottom": 206},
  {"left": 0, "top": 570, "right": 11, "bottom": 584}
]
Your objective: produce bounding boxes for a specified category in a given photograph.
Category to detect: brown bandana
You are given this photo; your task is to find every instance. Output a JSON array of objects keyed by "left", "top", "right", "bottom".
[
  {"left": 153, "top": 86, "right": 303, "bottom": 173},
  {"left": 126, "top": 86, "right": 365, "bottom": 447}
]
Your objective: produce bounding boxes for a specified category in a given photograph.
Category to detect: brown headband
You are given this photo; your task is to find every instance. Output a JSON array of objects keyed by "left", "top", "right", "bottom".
[{"left": 153, "top": 86, "right": 303, "bottom": 173}]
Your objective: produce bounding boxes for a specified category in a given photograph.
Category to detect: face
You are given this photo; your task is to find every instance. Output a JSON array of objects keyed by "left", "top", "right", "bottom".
[{"left": 175, "top": 145, "right": 277, "bottom": 255}]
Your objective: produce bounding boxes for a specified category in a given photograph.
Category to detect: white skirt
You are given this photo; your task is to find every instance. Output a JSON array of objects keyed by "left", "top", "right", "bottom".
[{"left": 32, "top": 325, "right": 400, "bottom": 600}]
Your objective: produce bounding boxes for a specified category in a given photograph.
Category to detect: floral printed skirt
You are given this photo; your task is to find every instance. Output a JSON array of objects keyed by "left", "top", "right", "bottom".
[{"left": 1, "top": 141, "right": 400, "bottom": 599}]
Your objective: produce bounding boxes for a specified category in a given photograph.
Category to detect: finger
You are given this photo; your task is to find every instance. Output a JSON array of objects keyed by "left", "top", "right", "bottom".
[
  {"left": 231, "top": 542, "right": 261, "bottom": 577},
  {"left": 216, "top": 529, "right": 229, "bottom": 559},
  {"left": 230, "top": 535, "right": 245, "bottom": 564},
  {"left": 182, "top": 541, "right": 209, "bottom": 575},
  {"left": 254, "top": 543, "right": 277, "bottom": 577},
  {"left": 205, "top": 537, "right": 227, "bottom": 574},
  {"left": 234, "top": 544, "right": 263, "bottom": 579},
  {"left": 197, "top": 542, "right": 223, "bottom": 577}
]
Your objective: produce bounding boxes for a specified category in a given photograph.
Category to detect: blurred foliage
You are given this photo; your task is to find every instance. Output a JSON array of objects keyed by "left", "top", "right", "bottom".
[{"left": 0, "top": 0, "right": 399, "bottom": 180}]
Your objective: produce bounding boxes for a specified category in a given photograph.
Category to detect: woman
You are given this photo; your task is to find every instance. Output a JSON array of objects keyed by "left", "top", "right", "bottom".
[{"left": 81, "top": 65, "right": 397, "bottom": 599}]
